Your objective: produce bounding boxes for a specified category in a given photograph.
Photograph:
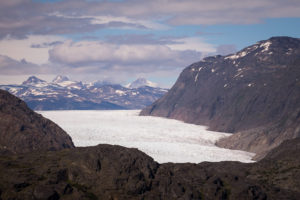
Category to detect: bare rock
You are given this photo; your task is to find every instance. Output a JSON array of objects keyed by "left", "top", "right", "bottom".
[{"left": 0, "top": 89, "right": 74, "bottom": 154}]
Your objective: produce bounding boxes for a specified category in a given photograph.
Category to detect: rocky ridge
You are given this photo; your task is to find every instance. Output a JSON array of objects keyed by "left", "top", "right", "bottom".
[
  {"left": 0, "top": 139, "right": 299, "bottom": 199},
  {"left": 140, "top": 36, "right": 300, "bottom": 159}
]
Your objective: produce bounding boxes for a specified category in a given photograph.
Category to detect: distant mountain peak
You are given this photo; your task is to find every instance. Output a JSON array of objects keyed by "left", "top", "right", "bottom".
[
  {"left": 52, "top": 75, "right": 69, "bottom": 83},
  {"left": 0, "top": 75, "right": 168, "bottom": 110},
  {"left": 22, "top": 76, "right": 46, "bottom": 85},
  {"left": 127, "top": 78, "right": 158, "bottom": 88}
]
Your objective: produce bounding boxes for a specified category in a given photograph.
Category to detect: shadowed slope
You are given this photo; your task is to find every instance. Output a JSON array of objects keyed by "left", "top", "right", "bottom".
[{"left": 0, "top": 89, "right": 74, "bottom": 154}]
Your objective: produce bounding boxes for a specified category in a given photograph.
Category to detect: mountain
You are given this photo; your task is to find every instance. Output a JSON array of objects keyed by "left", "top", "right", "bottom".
[
  {"left": 126, "top": 78, "right": 158, "bottom": 88},
  {"left": 0, "top": 77, "right": 167, "bottom": 110},
  {"left": 141, "top": 36, "right": 300, "bottom": 160},
  {"left": 0, "top": 89, "right": 74, "bottom": 154},
  {"left": 52, "top": 75, "right": 69, "bottom": 83},
  {"left": 22, "top": 76, "right": 47, "bottom": 86}
]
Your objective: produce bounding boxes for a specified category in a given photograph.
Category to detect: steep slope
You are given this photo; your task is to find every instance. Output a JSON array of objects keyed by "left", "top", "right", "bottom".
[
  {"left": 0, "top": 89, "right": 74, "bottom": 154},
  {"left": 141, "top": 36, "right": 300, "bottom": 159},
  {"left": 0, "top": 138, "right": 299, "bottom": 199}
]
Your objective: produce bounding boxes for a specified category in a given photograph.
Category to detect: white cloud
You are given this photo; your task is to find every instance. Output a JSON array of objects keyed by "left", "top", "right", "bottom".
[
  {"left": 49, "top": 40, "right": 181, "bottom": 65},
  {"left": 166, "top": 37, "right": 216, "bottom": 53},
  {"left": 50, "top": 12, "right": 169, "bottom": 30},
  {"left": 0, "top": 35, "right": 65, "bottom": 64}
]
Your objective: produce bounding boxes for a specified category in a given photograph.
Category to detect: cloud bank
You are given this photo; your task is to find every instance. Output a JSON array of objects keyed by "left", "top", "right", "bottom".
[
  {"left": 0, "top": 0, "right": 299, "bottom": 38},
  {"left": 0, "top": 0, "right": 299, "bottom": 86}
]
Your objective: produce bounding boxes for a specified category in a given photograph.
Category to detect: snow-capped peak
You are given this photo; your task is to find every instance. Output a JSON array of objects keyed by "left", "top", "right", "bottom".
[
  {"left": 52, "top": 75, "right": 69, "bottom": 83},
  {"left": 22, "top": 76, "right": 46, "bottom": 85},
  {"left": 127, "top": 78, "right": 158, "bottom": 88}
]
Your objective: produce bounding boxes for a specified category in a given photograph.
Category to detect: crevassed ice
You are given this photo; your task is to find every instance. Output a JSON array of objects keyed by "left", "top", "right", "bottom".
[{"left": 39, "top": 110, "right": 255, "bottom": 163}]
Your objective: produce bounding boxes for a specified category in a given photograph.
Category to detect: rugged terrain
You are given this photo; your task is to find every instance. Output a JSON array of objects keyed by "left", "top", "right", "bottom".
[
  {"left": 140, "top": 36, "right": 300, "bottom": 159},
  {"left": 0, "top": 89, "right": 74, "bottom": 154},
  {"left": 0, "top": 138, "right": 299, "bottom": 199},
  {"left": 0, "top": 76, "right": 167, "bottom": 110},
  {"left": 1, "top": 85, "right": 300, "bottom": 199}
]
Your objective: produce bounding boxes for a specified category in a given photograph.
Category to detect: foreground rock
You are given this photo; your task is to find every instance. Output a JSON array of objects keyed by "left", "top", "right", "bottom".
[
  {"left": 0, "top": 89, "right": 74, "bottom": 154},
  {"left": 0, "top": 138, "right": 299, "bottom": 199},
  {"left": 140, "top": 36, "right": 300, "bottom": 159}
]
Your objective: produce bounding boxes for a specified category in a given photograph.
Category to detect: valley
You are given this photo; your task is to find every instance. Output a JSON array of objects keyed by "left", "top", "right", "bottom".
[{"left": 39, "top": 110, "right": 254, "bottom": 163}]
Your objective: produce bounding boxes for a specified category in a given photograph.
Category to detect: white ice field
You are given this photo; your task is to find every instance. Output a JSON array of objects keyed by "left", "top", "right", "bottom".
[{"left": 39, "top": 110, "right": 255, "bottom": 163}]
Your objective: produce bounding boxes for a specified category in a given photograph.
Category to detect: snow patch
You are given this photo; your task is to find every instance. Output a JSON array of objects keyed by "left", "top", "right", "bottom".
[
  {"left": 234, "top": 69, "right": 243, "bottom": 79},
  {"left": 286, "top": 48, "right": 293, "bottom": 55},
  {"left": 8, "top": 88, "right": 20, "bottom": 94},
  {"left": 194, "top": 73, "right": 199, "bottom": 82},
  {"left": 260, "top": 41, "right": 272, "bottom": 52},
  {"left": 225, "top": 51, "right": 248, "bottom": 60},
  {"left": 115, "top": 90, "right": 125, "bottom": 96}
]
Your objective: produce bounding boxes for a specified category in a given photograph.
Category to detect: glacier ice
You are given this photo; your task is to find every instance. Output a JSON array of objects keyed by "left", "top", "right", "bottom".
[{"left": 39, "top": 110, "right": 255, "bottom": 163}]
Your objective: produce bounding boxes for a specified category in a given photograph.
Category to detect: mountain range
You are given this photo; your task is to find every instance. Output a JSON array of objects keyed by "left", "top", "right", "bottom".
[
  {"left": 141, "top": 36, "right": 300, "bottom": 160},
  {"left": 0, "top": 76, "right": 167, "bottom": 110}
]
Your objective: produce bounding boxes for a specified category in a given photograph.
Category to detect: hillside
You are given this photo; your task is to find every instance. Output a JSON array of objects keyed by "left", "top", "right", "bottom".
[
  {"left": 140, "top": 36, "right": 300, "bottom": 159},
  {"left": 0, "top": 89, "right": 74, "bottom": 154}
]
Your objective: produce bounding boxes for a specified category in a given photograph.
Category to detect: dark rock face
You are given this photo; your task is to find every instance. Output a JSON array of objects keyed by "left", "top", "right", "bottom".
[
  {"left": 140, "top": 36, "right": 300, "bottom": 159},
  {"left": 0, "top": 139, "right": 299, "bottom": 200},
  {"left": 0, "top": 89, "right": 74, "bottom": 154}
]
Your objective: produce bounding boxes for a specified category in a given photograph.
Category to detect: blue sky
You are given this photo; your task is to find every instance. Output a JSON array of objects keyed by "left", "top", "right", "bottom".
[{"left": 0, "top": 0, "right": 299, "bottom": 87}]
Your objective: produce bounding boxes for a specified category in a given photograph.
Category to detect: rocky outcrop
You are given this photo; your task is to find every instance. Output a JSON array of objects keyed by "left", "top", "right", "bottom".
[
  {"left": 140, "top": 36, "right": 300, "bottom": 159},
  {"left": 0, "top": 138, "right": 299, "bottom": 199},
  {"left": 0, "top": 89, "right": 74, "bottom": 154}
]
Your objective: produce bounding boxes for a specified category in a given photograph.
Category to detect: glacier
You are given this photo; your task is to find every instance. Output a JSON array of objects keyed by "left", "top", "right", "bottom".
[{"left": 39, "top": 110, "right": 255, "bottom": 163}]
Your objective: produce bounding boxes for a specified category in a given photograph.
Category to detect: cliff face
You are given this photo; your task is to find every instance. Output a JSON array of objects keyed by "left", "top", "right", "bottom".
[
  {"left": 140, "top": 37, "right": 300, "bottom": 159},
  {"left": 0, "top": 89, "right": 74, "bottom": 154}
]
